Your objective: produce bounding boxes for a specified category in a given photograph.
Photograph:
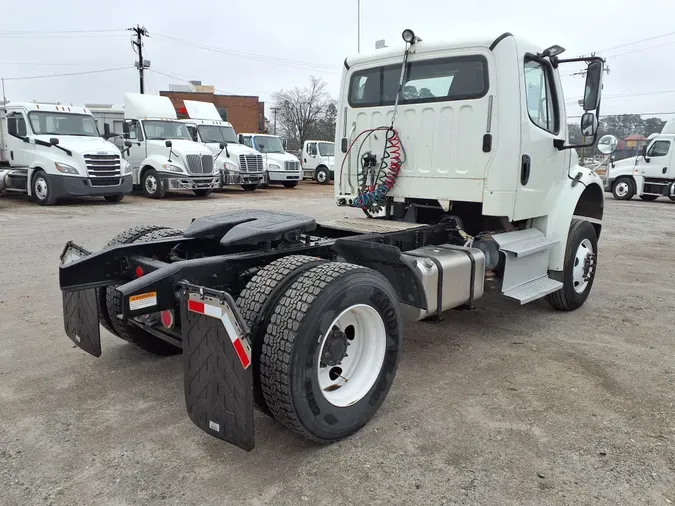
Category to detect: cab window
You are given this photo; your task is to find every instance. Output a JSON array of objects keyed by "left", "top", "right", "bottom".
[
  {"left": 524, "top": 58, "right": 559, "bottom": 134},
  {"left": 240, "top": 136, "right": 253, "bottom": 148},
  {"left": 7, "top": 112, "right": 28, "bottom": 137},
  {"left": 647, "top": 140, "right": 670, "bottom": 157}
]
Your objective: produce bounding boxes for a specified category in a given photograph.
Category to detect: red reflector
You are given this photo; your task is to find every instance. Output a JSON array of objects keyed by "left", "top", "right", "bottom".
[
  {"left": 233, "top": 338, "right": 251, "bottom": 369},
  {"left": 135, "top": 266, "right": 144, "bottom": 278},
  {"left": 161, "top": 310, "right": 174, "bottom": 329}
]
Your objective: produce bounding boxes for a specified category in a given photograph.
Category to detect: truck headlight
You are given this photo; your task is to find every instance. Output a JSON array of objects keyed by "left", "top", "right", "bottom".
[
  {"left": 223, "top": 161, "right": 238, "bottom": 173},
  {"left": 161, "top": 163, "right": 184, "bottom": 173},
  {"left": 268, "top": 162, "right": 281, "bottom": 171},
  {"left": 122, "top": 161, "right": 132, "bottom": 175},
  {"left": 54, "top": 162, "right": 79, "bottom": 175}
]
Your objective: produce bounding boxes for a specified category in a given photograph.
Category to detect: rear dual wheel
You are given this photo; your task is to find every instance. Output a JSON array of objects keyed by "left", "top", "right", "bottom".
[{"left": 237, "top": 258, "right": 402, "bottom": 443}]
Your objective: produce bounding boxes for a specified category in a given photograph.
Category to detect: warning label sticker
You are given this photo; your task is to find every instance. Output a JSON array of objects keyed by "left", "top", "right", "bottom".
[{"left": 129, "top": 292, "right": 157, "bottom": 311}]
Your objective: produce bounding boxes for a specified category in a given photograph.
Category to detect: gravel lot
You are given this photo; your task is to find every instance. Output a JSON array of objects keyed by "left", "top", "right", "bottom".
[{"left": 1, "top": 184, "right": 674, "bottom": 506}]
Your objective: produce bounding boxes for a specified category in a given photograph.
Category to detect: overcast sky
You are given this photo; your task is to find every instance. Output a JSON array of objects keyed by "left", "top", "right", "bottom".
[{"left": 1, "top": 0, "right": 674, "bottom": 122}]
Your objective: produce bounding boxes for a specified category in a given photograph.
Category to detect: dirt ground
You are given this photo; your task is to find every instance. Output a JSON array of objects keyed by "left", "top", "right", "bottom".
[{"left": 1, "top": 184, "right": 673, "bottom": 506}]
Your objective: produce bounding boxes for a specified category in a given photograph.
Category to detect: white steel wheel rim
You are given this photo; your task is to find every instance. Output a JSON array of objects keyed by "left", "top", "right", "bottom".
[
  {"left": 615, "top": 181, "right": 629, "bottom": 197},
  {"left": 317, "top": 170, "right": 327, "bottom": 182},
  {"left": 145, "top": 174, "right": 157, "bottom": 194},
  {"left": 572, "top": 238, "right": 594, "bottom": 294},
  {"left": 316, "top": 304, "right": 387, "bottom": 407},
  {"left": 34, "top": 177, "right": 48, "bottom": 200}
]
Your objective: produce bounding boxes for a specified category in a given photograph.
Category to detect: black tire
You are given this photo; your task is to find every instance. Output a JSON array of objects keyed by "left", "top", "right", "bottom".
[
  {"left": 242, "top": 184, "right": 257, "bottom": 192},
  {"left": 611, "top": 177, "right": 635, "bottom": 200},
  {"left": 97, "top": 225, "right": 174, "bottom": 337},
  {"left": 104, "top": 195, "right": 124, "bottom": 203},
  {"left": 282, "top": 181, "right": 298, "bottom": 188},
  {"left": 670, "top": 196, "right": 675, "bottom": 202},
  {"left": 193, "top": 189, "right": 212, "bottom": 197},
  {"left": 32, "top": 170, "right": 56, "bottom": 206},
  {"left": 640, "top": 194, "right": 659, "bottom": 201},
  {"left": 237, "top": 255, "right": 328, "bottom": 415},
  {"left": 105, "top": 227, "right": 184, "bottom": 355},
  {"left": 260, "top": 262, "right": 402, "bottom": 443},
  {"left": 315, "top": 167, "right": 331, "bottom": 185},
  {"left": 547, "top": 219, "right": 598, "bottom": 311},
  {"left": 142, "top": 168, "right": 165, "bottom": 199}
]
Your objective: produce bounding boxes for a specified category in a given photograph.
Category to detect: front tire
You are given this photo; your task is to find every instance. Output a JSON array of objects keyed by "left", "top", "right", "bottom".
[
  {"left": 142, "top": 168, "right": 165, "bottom": 199},
  {"left": 547, "top": 219, "right": 598, "bottom": 311},
  {"left": 193, "top": 189, "right": 212, "bottom": 197},
  {"left": 260, "top": 262, "right": 402, "bottom": 443},
  {"left": 104, "top": 195, "right": 124, "bottom": 203},
  {"left": 640, "top": 194, "right": 659, "bottom": 201},
  {"left": 282, "top": 181, "right": 298, "bottom": 188},
  {"left": 315, "top": 167, "right": 331, "bottom": 185},
  {"left": 612, "top": 178, "right": 635, "bottom": 200},
  {"left": 241, "top": 184, "right": 257, "bottom": 192},
  {"left": 32, "top": 170, "right": 56, "bottom": 206}
]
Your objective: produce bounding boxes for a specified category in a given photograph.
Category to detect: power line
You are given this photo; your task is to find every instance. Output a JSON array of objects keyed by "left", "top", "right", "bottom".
[
  {"left": 566, "top": 89, "right": 675, "bottom": 104},
  {"left": 149, "top": 68, "right": 274, "bottom": 98},
  {"left": 0, "top": 29, "right": 125, "bottom": 35},
  {"left": 598, "top": 30, "right": 675, "bottom": 54},
  {"left": 567, "top": 112, "right": 675, "bottom": 119},
  {"left": 152, "top": 32, "right": 337, "bottom": 73},
  {"left": 0, "top": 61, "right": 129, "bottom": 67},
  {"left": 2, "top": 66, "right": 133, "bottom": 81},
  {"left": 606, "top": 40, "right": 675, "bottom": 59}
]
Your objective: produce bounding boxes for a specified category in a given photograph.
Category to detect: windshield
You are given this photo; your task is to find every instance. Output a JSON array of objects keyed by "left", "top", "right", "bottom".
[
  {"left": 28, "top": 112, "right": 99, "bottom": 137},
  {"left": 197, "top": 125, "right": 238, "bottom": 144},
  {"left": 318, "top": 142, "right": 334, "bottom": 156},
  {"left": 254, "top": 136, "right": 285, "bottom": 154},
  {"left": 143, "top": 120, "right": 192, "bottom": 141}
]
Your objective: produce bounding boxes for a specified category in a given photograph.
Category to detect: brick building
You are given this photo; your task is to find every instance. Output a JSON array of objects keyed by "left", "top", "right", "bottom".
[{"left": 160, "top": 85, "right": 265, "bottom": 134}]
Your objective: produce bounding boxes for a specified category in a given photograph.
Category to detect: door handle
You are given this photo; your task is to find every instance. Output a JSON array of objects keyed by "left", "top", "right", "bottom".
[
  {"left": 521, "top": 155, "right": 531, "bottom": 186},
  {"left": 663, "top": 167, "right": 667, "bottom": 174}
]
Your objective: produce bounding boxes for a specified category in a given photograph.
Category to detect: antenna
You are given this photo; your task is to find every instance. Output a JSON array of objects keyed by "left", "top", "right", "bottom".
[{"left": 2, "top": 77, "right": 6, "bottom": 111}]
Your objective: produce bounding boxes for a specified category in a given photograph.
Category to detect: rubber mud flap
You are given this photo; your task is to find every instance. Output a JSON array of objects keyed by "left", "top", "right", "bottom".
[
  {"left": 180, "top": 287, "right": 254, "bottom": 451},
  {"left": 62, "top": 289, "right": 101, "bottom": 357}
]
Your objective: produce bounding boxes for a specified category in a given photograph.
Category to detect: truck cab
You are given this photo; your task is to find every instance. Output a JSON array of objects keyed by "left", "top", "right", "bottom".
[
  {"left": 121, "top": 93, "right": 219, "bottom": 199},
  {"left": 238, "top": 133, "right": 302, "bottom": 188},
  {"left": 180, "top": 100, "right": 264, "bottom": 192},
  {"left": 301, "top": 140, "right": 334, "bottom": 184},
  {"left": 0, "top": 102, "right": 131, "bottom": 205},
  {"left": 603, "top": 120, "right": 675, "bottom": 201}
]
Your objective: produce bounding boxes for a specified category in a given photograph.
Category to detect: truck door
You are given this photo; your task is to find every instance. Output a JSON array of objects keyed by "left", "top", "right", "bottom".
[
  {"left": 123, "top": 120, "right": 146, "bottom": 171},
  {"left": 5, "top": 111, "right": 33, "bottom": 166},
  {"left": 641, "top": 139, "right": 672, "bottom": 180},
  {"left": 513, "top": 54, "right": 566, "bottom": 220},
  {"left": 304, "top": 142, "right": 317, "bottom": 170}
]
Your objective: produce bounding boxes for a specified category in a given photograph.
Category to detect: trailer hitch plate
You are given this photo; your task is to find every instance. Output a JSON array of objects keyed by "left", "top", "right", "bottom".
[{"left": 180, "top": 285, "right": 254, "bottom": 451}]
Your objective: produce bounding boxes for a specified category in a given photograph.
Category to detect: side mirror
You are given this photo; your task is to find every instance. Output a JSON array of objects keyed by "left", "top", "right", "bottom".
[
  {"left": 219, "top": 142, "right": 226, "bottom": 149},
  {"left": 165, "top": 140, "right": 173, "bottom": 148},
  {"left": 124, "top": 140, "right": 133, "bottom": 148},
  {"left": 103, "top": 123, "right": 111, "bottom": 139},
  {"left": 122, "top": 121, "right": 130, "bottom": 134},
  {"left": 597, "top": 134, "right": 618, "bottom": 155},
  {"left": 580, "top": 112, "right": 598, "bottom": 138},
  {"left": 583, "top": 61, "right": 603, "bottom": 111},
  {"left": 641, "top": 145, "right": 650, "bottom": 162},
  {"left": 49, "top": 137, "right": 59, "bottom": 145}
]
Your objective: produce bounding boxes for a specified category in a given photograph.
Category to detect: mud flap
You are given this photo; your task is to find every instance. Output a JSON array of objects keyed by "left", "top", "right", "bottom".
[
  {"left": 62, "top": 289, "right": 101, "bottom": 357},
  {"left": 180, "top": 285, "right": 254, "bottom": 451}
]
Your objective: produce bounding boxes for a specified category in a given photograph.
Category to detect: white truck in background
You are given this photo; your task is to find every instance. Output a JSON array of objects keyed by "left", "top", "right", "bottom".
[
  {"left": 301, "top": 140, "right": 334, "bottom": 184},
  {"left": 238, "top": 133, "right": 302, "bottom": 188},
  {"left": 0, "top": 101, "right": 131, "bottom": 205},
  {"left": 180, "top": 100, "right": 265, "bottom": 192},
  {"left": 120, "top": 93, "right": 219, "bottom": 198},
  {"left": 603, "top": 120, "right": 675, "bottom": 201}
]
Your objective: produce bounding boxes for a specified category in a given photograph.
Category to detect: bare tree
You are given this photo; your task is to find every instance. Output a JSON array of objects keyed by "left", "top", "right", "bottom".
[{"left": 273, "top": 76, "right": 331, "bottom": 149}]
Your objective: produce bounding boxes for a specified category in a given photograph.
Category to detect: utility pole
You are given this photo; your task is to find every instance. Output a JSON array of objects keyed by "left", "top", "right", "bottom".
[
  {"left": 128, "top": 25, "right": 150, "bottom": 94},
  {"left": 357, "top": 0, "right": 361, "bottom": 53},
  {"left": 271, "top": 107, "right": 279, "bottom": 135}
]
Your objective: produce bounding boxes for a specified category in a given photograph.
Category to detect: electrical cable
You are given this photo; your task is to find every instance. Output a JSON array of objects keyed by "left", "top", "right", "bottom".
[{"left": 3, "top": 66, "right": 134, "bottom": 81}]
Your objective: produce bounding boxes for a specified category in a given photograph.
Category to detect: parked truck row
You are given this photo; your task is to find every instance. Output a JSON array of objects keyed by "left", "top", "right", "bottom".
[{"left": 1, "top": 94, "right": 334, "bottom": 205}]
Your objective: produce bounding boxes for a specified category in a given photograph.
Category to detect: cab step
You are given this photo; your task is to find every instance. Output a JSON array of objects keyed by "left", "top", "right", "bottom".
[{"left": 503, "top": 276, "right": 562, "bottom": 304}]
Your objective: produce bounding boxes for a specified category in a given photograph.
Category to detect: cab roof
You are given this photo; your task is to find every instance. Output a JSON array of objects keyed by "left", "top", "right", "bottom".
[{"left": 6, "top": 102, "right": 93, "bottom": 115}]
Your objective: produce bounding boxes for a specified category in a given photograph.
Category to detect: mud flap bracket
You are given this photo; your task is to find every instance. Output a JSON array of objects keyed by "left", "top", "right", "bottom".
[{"left": 180, "top": 284, "right": 254, "bottom": 451}]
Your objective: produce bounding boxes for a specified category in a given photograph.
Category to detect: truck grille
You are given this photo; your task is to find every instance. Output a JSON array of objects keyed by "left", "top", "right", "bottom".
[
  {"left": 83, "top": 153, "right": 121, "bottom": 178},
  {"left": 90, "top": 178, "right": 121, "bottom": 187},
  {"left": 239, "top": 154, "right": 264, "bottom": 173},
  {"left": 185, "top": 155, "right": 214, "bottom": 175},
  {"left": 284, "top": 160, "right": 300, "bottom": 171}
]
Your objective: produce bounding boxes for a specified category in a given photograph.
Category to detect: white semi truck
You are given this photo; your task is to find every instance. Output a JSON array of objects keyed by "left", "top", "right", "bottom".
[
  {"left": 180, "top": 100, "right": 265, "bottom": 191},
  {"left": 238, "top": 133, "right": 302, "bottom": 187},
  {"left": 59, "top": 30, "right": 608, "bottom": 452},
  {"left": 301, "top": 140, "right": 334, "bottom": 184},
  {"left": 0, "top": 101, "right": 131, "bottom": 205},
  {"left": 120, "top": 93, "right": 219, "bottom": 198},
  {"left": 603, "top": 120, "right": 675, "bottom": 201}
]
